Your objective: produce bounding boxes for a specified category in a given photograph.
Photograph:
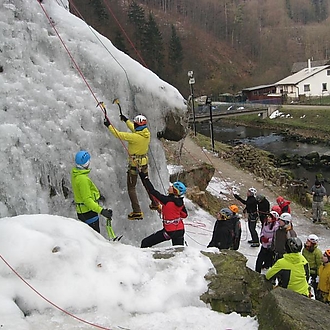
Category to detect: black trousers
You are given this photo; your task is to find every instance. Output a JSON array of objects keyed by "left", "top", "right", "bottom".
[
  {"left": 255, "top": 246, "right": 274, "bottom": 273},
  {"left": 141, "top": 229, "right": 185, "bottom": 248}
]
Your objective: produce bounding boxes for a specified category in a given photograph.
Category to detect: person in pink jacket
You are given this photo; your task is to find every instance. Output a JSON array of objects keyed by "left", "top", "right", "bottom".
[{"left": 255, "top": 211, "right": 279, "bottom": 273}]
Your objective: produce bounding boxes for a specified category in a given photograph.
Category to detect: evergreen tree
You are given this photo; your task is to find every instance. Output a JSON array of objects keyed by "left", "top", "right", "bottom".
[
  {"left": 141, "top": 13, "right": 164, "bottom": 75},
  {"left": 127, "top": 1, "right": 146, "bottom": 45},
  {"left": 90, "top": 0, "right": 108, "bottom": 22},
  {"left": 168, "top": 24, "right": 184, "bottom": 76},
  {"left": 113, "top": 29, "right": 128, "bottom": 54}
]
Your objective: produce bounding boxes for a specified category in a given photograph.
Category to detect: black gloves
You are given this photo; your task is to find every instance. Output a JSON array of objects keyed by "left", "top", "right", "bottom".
[
  {"left": 120, "top": 114, "right": 128, "bottom": 122},
  {"left": 101, "top": 208, "right": 113, "bottom": 219},
  {"left": 139, "top": 171, "right": 148, "bottom": 180},
  {"left": 103, "top": 118, "right": 111, "bottom": 128},
  {"left": 233, "top": 193, "right": 239, "bottom": 199},
  {"left": 157, "top": 131, "right": 164, "bottom": 139}
]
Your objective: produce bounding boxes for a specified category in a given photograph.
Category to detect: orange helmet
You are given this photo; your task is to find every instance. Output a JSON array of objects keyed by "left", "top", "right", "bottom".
[
  {"left": 229, "top": 204, "right": 239, "bottom": 214},
  {"left": 324, "top": 249, "right": 330, "bottom": 258}
]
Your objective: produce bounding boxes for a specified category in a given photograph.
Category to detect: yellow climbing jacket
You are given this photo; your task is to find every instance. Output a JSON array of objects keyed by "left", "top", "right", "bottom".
[
  {"left": 108, "top": 120, "right": 150, "bottom": 166},
  {"left": 71, "top": 167, "right": 102, "bottom": 214}
]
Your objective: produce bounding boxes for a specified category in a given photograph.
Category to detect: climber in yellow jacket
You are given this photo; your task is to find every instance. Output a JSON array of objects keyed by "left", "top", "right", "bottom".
[
  {"left": 104, "top": 113, "right": 159, "bottom": 220},
  {"left": 266, "top": 237, "right": 310, "bottom": 297},
  {"left": 317, "top": 249, "right": 330, "bottom": 304}
]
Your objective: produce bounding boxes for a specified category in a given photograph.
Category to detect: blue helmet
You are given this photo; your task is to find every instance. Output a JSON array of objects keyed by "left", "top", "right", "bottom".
[
  {"left": 75, "top": 150, "right": 90, "bottom": 168},
  {"left": 172, "top": 181, "right": 187, "bottom": 196}
]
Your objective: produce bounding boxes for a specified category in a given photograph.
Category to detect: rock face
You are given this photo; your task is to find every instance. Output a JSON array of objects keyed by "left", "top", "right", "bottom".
[
  {"left": 200, "top": 251, "right": 330, "bottom": 329},
  {"left": 258, "top": 287, "right": 329, "bottom": 330},
  {"left": 201, "top": 250, "right": 273, "bottom": 316},
  {"left": 169, "top": 163, "right": 215, "bottom": 191},
  {"left": 157, "top": 111, "right": 188, "bottom": 141}
]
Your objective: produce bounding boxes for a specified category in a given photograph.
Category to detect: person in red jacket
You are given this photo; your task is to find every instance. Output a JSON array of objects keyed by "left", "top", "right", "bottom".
[
  {"left": 139, "top": 172, "right": 188, "bottom": 248},
  {"left": 276, "top": 196, "right": 291, "bottom": 214}
]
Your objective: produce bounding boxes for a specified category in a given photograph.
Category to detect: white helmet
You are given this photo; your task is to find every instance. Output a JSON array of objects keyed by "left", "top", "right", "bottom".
[
  {"left": 270, "top": 211, "right": 279, "bottom": 220},
  {"left": 307, "top": 234, "right": 319, "bottom": 244},
  {"left": 133, "top": 114, "right": 147, "bottom": 126},
  {"left": 279, "top": 212, "right": 292, "bottom": 228},
  {"left": 248, "top": 187, "right": 257, "bottom": 196}
]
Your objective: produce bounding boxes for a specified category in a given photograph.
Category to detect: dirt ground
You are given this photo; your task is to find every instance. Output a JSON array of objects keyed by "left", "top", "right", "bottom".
[{"left": 163, "top": 135, "right": 330, "bottom": 239}]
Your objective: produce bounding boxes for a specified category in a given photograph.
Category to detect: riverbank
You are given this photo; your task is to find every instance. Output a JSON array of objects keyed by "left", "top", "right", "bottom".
[{"left": 219, "top": 105, "right": 330, "bottom": 144}]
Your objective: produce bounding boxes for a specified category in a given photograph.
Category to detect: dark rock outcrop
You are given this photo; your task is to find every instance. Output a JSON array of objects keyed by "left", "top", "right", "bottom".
[{"left": 157, "top": 111, "right": 188, "bottom": 141}]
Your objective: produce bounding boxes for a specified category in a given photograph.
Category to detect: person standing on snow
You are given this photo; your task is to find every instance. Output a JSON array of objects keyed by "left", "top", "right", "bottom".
[
  {"left": 302, "top": 234, "right": 323, "bottom": 298},
  {"left": 311, "top": 180, "right": 327, "bottom": 223},
  {"left": 139, "top": 171, "right": 187, "bottom": 248},
  {"left": 208, "top": 208, "right": 234, "bottom": 250},
  {"left": 276, "top": 196, "right": 291, "bottom": 214},
  {"left": 71, "top": 151, "right": 113, "bottom": 233},
  {"left": 271, "top": 212, "right": 297, "bottom": 262},
  {"left": 228, "top": 204, "right": 242, "bottom": 250},
  {"left": 103, "top": 113, "right": 159, "bottom": 220},
  {"left": 265, "top": 237, "right": 310, "bottom": 297},
  {"left": 317, "top": 249, "right": 330, "bottom": 304},
  {"left": 255, "top": 211, "right": 279, "bottom": 273},
  {"left": 256, "top": 194, "right": 270, "bottom": 227},
  {"left": 233, "top": 187, "right": 259, "bottom": 247}
]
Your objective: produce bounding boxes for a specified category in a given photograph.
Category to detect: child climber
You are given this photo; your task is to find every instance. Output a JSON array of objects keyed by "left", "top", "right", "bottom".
[
  {"left": 255, "top": 211, "right": 279, "bottom": 273},
  {"left": 208, "top": 208, "right": 234, "bottom": 250},
  {"left": 317, "top": 249, "right": 330, "bottom": 304},
  {"left": 138, "top": 171, "right": 188, "bottom": 248},
  {"left": 302, "top": 234, "right": 323, "bottom": 299}
]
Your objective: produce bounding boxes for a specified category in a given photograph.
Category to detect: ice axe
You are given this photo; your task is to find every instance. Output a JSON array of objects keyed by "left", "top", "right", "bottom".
[
  {"left": 112, "top": 98, "right": 123, "bottom": 116},
  {"left": 106, "top": 218, "right": 123, "bottom": 242}
]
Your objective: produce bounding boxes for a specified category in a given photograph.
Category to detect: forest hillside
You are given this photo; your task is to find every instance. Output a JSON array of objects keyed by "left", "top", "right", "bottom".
[{"left": 70, "top": 0, "right": 330, "bottom": 98}]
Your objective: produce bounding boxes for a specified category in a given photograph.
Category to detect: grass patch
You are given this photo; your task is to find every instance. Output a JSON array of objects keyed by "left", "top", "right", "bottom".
[{"left": 220, "top": 107, "right": 330, "bottom": 135}]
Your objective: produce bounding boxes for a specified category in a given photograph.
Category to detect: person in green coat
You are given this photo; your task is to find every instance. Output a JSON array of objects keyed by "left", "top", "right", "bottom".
[
  {"left": 265, "top": 237, "right": 310, "bottom": 297},
  {"left": 71, "top": 151, "right": 113, "bottom": 233},
  {"left": 302, "top": 234, "right": 323, "bottom": 299}
]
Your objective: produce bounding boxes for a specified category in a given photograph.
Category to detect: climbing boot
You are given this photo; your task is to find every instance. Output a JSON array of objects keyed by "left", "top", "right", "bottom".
[
  {"left": 128, "top": 212, "right": 144, "bottom": 220},
  {"left": 250, "top": 242, "right": 260, "bottom": 248}
]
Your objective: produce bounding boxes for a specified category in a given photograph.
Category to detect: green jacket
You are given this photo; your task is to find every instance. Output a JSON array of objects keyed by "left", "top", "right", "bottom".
[
  {"left": 302, "top": 245, "right": 323, "bottom": 276},
  {"left": 265, "top": 253, "right": 310, "bottom": 296},
  {"left": 71, "top": 167, "right": 102, "bottom": 214},
  {"left": 108, "top": 120, "right": 150, "bottom": 166}
]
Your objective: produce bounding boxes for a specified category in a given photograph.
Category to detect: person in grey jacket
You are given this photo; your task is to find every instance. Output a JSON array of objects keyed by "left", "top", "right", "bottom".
[{"left": 311, "top": 180, "right": 327, "bottom": 223}]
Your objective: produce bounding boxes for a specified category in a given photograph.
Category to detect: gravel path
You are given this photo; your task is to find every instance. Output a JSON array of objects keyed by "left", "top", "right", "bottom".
[{"left": 166, "top": 135, "right": 330, "bottom": 246}]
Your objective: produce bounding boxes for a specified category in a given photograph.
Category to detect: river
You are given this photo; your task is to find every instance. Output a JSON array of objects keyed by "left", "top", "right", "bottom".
[{"left": 196, "top": 121, "right": 330, "bottom": 192}]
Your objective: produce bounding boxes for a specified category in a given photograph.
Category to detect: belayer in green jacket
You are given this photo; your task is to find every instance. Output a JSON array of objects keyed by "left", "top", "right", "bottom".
[
  {"left": 266, "top": 237, "right": 310, "bottom": 297},
  {"left": 71, "top": 150, "right": 113, "bottom": 233}
]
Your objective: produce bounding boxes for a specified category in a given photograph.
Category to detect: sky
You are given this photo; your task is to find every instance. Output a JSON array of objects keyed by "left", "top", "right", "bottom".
[{"left": 1, "top": 1, "right": 329, "bottom": 329}]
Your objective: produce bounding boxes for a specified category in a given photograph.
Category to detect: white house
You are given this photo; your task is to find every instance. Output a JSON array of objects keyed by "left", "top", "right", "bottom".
[{"left": 275, "top": 59, "right": 330, "bottom": 100}]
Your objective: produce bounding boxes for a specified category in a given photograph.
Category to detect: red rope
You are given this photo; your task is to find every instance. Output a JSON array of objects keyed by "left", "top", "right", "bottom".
[
  {"left": 36, "top": 0, "right": 143, "bottom": 168},
  {"left": 101, "top": 0, "right": 148, "bottom": 68},
  {"left": 0, "top": 253, "right": 113, "bottom": 330}
]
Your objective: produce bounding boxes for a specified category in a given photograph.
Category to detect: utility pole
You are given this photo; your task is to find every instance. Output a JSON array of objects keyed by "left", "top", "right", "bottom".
[
  {"left": 206, "top": 96, "right": 214, "bottom": 152},
  {"left": 188, "top": 71, "right": 196, "bottom": 136}
]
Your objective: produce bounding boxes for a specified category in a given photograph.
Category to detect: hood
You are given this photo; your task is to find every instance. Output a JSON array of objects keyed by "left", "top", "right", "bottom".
[
  {"left": 135, "top": 127, "right": 150, "bottom": 138},
  {"left": 71, "top": 167, "right": 91, "bottom": 177},
  {"left": 283, "top": 252, "right": 304, "bottom": 264}
]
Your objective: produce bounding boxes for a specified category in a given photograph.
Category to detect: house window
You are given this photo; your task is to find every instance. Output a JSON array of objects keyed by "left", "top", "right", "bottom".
[
  {"left": 322, "top": 83, "right": 327, "bottom": 91},
  {"left": 304, "top": 84, "right": 310, "bottom": 92},
  {"left": 327, "top": 70, "right": 330, "bottom": 76}
]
